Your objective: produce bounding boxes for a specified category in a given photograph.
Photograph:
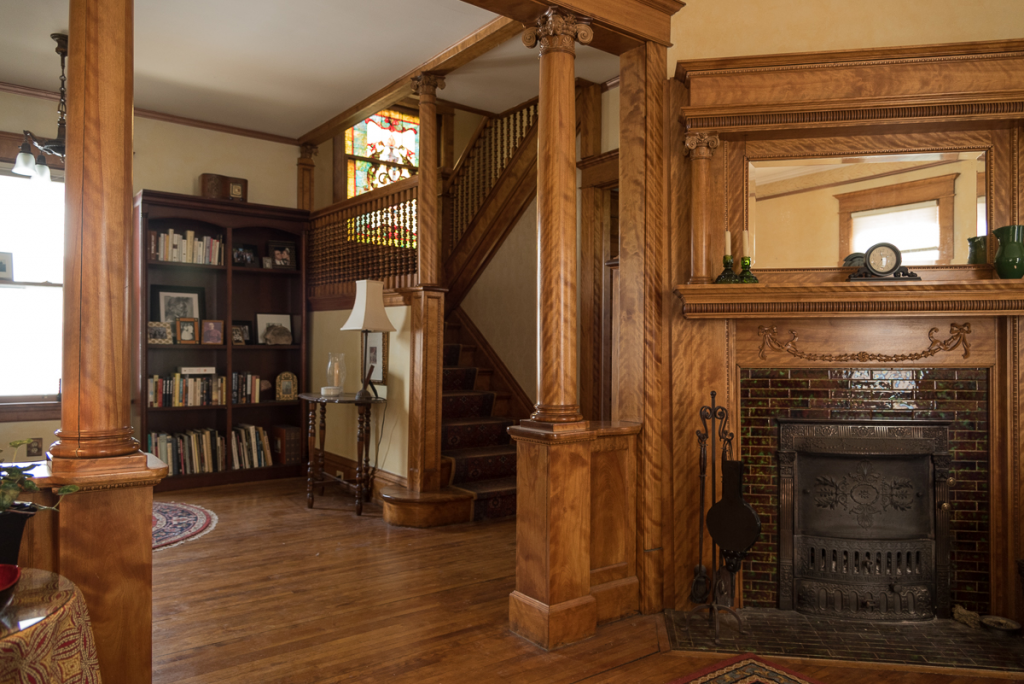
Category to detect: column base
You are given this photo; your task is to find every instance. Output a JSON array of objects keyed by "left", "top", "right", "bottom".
[
  {"left": 509, "top": 591, "right": 597, "bottom": 650},
  {"left": 530, "top": 403, "right": 584, "bottom": 423}
]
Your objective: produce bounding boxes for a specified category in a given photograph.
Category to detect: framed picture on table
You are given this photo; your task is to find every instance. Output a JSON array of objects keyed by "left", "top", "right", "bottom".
[{"left": 362, "top": 331, "right": 389, "bottom": 385}]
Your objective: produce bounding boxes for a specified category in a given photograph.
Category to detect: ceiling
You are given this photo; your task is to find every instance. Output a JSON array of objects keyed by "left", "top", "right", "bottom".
[{"left": 0, "top": 0, "right": 621, "bottom": 140}]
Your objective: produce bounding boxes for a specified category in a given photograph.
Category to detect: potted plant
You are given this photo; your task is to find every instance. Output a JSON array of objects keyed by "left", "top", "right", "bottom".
[{"left": 0, "top": 440, "right": 79, "bottom": 565}]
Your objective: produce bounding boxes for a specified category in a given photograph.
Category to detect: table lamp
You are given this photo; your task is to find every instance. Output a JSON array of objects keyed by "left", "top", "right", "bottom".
[{"left": 340, "top": 280, "right": 395, "bottom": 400}]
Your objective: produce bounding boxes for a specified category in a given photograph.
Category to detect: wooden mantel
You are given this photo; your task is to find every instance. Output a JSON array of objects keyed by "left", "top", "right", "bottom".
[{"left": 676, "top": 280, "right": 1024, "bottom": 318}]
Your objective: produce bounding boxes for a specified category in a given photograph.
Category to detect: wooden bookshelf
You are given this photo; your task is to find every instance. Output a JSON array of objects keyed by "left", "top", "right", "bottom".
[{"left": 132, "top": 190, "right": 309, "bottom": 492}]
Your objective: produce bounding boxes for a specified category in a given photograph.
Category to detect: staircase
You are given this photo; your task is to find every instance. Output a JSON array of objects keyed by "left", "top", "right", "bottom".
[{"left": 441, "top": 321, "right": 518, "bottom": 521}]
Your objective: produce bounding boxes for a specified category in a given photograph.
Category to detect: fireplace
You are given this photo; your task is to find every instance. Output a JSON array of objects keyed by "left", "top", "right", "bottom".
[
  {"left": 735, "top": 366, "right": 990, "bottom": 616},
  {"left": 776, "top": 419, "right": 952, "bottom": 621}
]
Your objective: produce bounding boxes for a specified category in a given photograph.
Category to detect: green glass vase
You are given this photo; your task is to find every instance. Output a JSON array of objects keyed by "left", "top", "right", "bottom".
[
  {"left": 993, "top": 225, "right": 1024, "bottom": 279},
  {"left": 966, "top": 236, "right": 987, "bottom": 265}
]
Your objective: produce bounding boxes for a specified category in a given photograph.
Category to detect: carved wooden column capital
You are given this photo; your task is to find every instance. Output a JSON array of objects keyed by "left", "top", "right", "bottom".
[
  {"left": 522, "top": 7, "right": 593, "bottom": 56},
  {"left": 684, "top": 131, "right": 719, "bottom": 159},
  {"left": 411, "top": 72, "right": 446, "bottom": 97},
  {"left": 299, "top": 143, "right": 318, "bottom": 159}
]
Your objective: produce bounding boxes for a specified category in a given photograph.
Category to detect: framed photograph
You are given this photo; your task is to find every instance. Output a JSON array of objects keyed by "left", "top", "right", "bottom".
[
  {"left": 262, "top": 257, "right": 273, "bottom": 269},
  {"left": 151, "top": 285, "right": 205, "bottom": 323},
  {"left": 176, "top": 317, "right": 199, "bottom": 344},
  {"left": 275, "top": 371, "right": 298, "bottom": 401},
  {"left": 0, "top": 252, "right": 12, "bottom": 281},
  {"left": 147, "top": 321, "right": 173, "bottom": 344},
  {"left": 232, "top": 244, "right": 259, "bottom": 267},
  {"left": 255, "top": 313, "right": 293, "bottom": 345},
  {"left": 267, "top": 241, "right": 297, "bottom": 270},
  {"left": 362, "top": 331, "right": 389, "bottom": 385},
  {"left": 231, "top": 322, "right": 249, "bottom": 346},
  {"left": 201, "top": 319, "right": 224, "bottom": 345}
]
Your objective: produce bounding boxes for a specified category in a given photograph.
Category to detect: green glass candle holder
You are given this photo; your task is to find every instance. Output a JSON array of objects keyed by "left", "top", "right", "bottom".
[
  {"left": 739, "top": 256, "right": 759, "bottom": 283},
  {"left": 714, "top": 255, "right": 740, "bottom": 283}
]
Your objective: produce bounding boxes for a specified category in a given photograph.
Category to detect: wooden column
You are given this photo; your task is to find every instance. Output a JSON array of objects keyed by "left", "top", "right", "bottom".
[
  {"left": 686, "top": 131, "right": 719, "bottom": 285},
  {"left": 578, "top": 83, "right": 603, "bottom": 422},
  {"left": 526, "top": 9, "right": 589, "bottom": 425},
  {"left": 407, "top": 72, "right": 446, "bottom": 492},
  {"left": 297, "top": 143, "right": 317, "bottom": 211},
  {"left": 618, "top": 42, "right": 669, "bottom": 614},
  {"left": 510, "top": 8, "right": 600, "bottom": 650},
  {"left": 332, "top": 134, "right": 347, "bottom": 203},
  {"left": 49, "top": 0, "right": 167, "bottom": 681}
]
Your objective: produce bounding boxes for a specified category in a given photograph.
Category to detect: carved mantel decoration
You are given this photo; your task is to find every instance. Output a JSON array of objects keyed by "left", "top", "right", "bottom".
[
  {"left": 758, "top": 322, "right": 972, "bottom": 362},
  {"left": 522, "top": 7, "right": 594, "bottom": 56},
  {"left": 684, "top": 131, "right": 720, "bottom": 159}
]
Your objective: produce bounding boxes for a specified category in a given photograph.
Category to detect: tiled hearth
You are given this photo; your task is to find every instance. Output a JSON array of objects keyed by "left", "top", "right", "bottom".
[
  {"left": 666, "top": 607, "right": 1024, "bottom": 671},
  {"left": 739, "top": 367, "right": 990, "bottom": 614}
]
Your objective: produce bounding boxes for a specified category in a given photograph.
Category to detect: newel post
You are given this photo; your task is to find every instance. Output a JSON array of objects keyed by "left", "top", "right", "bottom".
[{"left": 406, "top": 72, "right": 446, "bottom": 493}]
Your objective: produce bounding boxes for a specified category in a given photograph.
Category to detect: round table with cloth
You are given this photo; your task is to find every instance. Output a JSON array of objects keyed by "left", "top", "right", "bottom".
[{"left": 0, "top": 568, "right": 101, "bottom": 683}]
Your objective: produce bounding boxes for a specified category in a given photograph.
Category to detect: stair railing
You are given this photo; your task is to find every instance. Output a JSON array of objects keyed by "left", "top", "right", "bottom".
[
  {"left": 308, "top": 176, "right": 419, "bottom": 301},
  {"left": 444, "top": 102, "right": 538, "bottom": 257}
]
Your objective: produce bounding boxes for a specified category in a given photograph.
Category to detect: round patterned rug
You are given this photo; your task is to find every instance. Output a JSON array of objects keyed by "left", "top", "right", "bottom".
[{"left": 152, "top": 502, "right": 218, "bottom": 551}]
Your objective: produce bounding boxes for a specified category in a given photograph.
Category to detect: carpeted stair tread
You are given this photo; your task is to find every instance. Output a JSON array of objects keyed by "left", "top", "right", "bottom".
[
  {"left": 457, "top": 475, "right": 517, "bottom": 496},
  {"left": 441, "top": 390, "right": 497, "bottom": 421},
  {"left": 441, "top": 416, "right": 514, "bottom": 427},
  {"left": 441, "top": 416, "right": 513, "bottom": 450},
  {"left": 443, "top": 444, "right": 517, "bottom": 459},
  {"left": 442, "top": 366, "right": 478, "bottom": 391},
  {"left": 443, "top": 444, "right": 517, "bottom": 484}
]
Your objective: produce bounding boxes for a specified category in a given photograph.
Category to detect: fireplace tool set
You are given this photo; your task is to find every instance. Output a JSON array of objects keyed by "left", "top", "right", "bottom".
[{"left": 686, "top": 391, "right": 762, "bottom": 645}]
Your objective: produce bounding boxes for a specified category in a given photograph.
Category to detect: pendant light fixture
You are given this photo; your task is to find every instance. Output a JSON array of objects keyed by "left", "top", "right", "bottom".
[{"left": 13, "top": 33, "right": 68, "bottom": 181}]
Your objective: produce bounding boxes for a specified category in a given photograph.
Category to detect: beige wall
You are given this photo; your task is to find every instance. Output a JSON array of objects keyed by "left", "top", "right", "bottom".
[
  {"left": 133, "top": 117, "right": 298, "bottom": 207},
  {"left": 453, "top": 110, "right": 485, "bottom": 167},
  {"left": 755, "top": 161, "right": 981, "bottom": 268},
  {"left": 601, "top": 86, "right": 619, "bottom": 154},
  {"left": 308, "top": 306, "right": 411, "bottom": 478},
  {"left": 461, "top": 198, "right": 538, "bottom": 402},
  {"left": 668, "top": 0, "right": 1024, "bottom": 73}
]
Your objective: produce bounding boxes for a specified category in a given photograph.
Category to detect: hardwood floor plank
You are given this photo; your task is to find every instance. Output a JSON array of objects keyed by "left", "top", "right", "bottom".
[{"left": 154, "top": 480, "right": 1020, "bottom": 684}]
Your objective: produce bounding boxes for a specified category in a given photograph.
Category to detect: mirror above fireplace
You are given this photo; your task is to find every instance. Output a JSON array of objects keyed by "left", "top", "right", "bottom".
[{"left": 749, "top": 152, "right": 988, "bottom": 269}]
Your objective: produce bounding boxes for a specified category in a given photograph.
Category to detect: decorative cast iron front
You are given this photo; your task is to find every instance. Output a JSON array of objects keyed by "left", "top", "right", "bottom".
[{"left": 777, "top": 419, "right": 952, "bottom": 621}]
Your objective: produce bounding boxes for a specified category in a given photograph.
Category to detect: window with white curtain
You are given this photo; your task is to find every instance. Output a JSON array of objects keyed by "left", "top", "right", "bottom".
[
  {"left": 0, "top": 171, "right": 64, "bottom": 400},
  {"left": 851, "top": 200, "right": 941, "bottom": 264}
]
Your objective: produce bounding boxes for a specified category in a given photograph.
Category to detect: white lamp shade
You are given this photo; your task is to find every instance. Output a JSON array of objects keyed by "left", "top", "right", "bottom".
[
  {"left": 12, "top": 151, "right": 35, "bottom": 176},
  {"left": 33, "top": 158, "right": 50, "bottom": 182},
  {"left": 340, "top": 280, "right": 395, "bottom": 332}
]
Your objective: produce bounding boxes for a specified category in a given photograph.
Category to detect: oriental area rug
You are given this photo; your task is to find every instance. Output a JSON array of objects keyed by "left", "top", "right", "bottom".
[
  {"left": 152, "top": 502, "right": 218, "bottom": 550},
  {"left": 668, "top": 654, "right": 823, "bottom": 684}
]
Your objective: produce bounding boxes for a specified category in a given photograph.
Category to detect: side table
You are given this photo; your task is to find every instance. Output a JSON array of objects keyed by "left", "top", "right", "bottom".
[
  {"left": 0, "top": 568, "right": 102, "bottom": 682},
  {"left": 300, "top": 392, "right": 386, "bottom": 515}
]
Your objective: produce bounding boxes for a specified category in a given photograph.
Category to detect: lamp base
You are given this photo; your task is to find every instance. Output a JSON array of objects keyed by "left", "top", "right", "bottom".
[
  {"left": 321, "top": 386, "right": 343, "bottom": 397},
  {"left": 354, "top": 388, "right": 374, "bottom": 401}
]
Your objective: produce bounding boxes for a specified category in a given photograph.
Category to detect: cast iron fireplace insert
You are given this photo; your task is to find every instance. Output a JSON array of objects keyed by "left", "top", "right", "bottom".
[{"left": 776, "top": 418, "right": 952, "bottom": 621}]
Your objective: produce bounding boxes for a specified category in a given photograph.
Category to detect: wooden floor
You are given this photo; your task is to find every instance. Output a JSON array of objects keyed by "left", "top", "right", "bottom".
[{"left": 153, "top": 479, "right": 1021, "bottom": 683}]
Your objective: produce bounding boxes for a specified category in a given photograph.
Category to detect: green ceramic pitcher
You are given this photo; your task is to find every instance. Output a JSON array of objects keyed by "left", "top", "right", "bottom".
[{"left": 994, "top": 225, "right": 1024, "bottom": 279}]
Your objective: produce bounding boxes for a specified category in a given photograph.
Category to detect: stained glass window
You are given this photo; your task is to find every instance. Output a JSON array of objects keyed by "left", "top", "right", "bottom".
[{"left": 345, "top": 109, "right": 419, "bottom": 198}]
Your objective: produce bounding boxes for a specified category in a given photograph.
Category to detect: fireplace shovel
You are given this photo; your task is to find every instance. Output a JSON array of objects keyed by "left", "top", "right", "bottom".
[{"left": 690, "top": 432, "right": 710, "bottom": 603}]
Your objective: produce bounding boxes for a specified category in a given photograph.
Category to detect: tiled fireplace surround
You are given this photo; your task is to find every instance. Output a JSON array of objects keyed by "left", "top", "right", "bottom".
[{"left": 739, "top": 367, "right": 990, "bottom": 614}]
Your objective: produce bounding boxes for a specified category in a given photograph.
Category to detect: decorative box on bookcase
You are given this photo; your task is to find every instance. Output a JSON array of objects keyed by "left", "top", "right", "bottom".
[{"left": 132, "top": 189, "right": 309, "bottom": 492}]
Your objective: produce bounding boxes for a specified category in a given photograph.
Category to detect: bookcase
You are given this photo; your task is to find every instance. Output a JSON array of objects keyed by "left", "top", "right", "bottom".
[{"left": 132, "top": 190, "right": 309, "bottom": 492}]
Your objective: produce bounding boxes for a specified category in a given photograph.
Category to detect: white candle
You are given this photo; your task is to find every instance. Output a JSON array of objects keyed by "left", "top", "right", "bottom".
[
  {"left": 724, "top": 230, "right": 731, "bottom": 256},
  {"left": 742, "top": 230, "right": 750, "bottom": 257}
]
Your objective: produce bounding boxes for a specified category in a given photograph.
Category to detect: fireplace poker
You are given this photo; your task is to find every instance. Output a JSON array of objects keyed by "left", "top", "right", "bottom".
[{"left": 690, "top": 405, "right": 712, "bottom": 603}]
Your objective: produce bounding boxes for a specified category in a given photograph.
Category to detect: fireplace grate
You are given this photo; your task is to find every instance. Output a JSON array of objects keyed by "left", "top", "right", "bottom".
[{"left": 795, "top": 535, "right": 934, "bottom": 620}]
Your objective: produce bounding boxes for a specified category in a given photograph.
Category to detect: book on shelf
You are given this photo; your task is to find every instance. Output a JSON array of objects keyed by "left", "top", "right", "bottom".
[
  {"left": 148, "top": 228, "right": 224, "bottom": 266},
  {"left": 178, "top": 365, "right": 216, "bottom": 375},
  {"left": 148, "top": 373, "right": 226, "bottom": 407},
  {"left": 267, "top": 425, "right": 302, "bottom": 465},
  {"left": 231, "top": 424, "right": 273, "bottom": 469},
  {"left": 147, "top": 428, "right": 225, "bottom": 476},
  {"left": 231, "top": 372, "right": 260, "bottom": 404}
]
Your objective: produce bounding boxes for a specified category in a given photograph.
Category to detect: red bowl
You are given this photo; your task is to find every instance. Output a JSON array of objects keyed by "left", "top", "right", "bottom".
[{"left": 0, "top": 564, "right": 21, "bottom": 609}]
